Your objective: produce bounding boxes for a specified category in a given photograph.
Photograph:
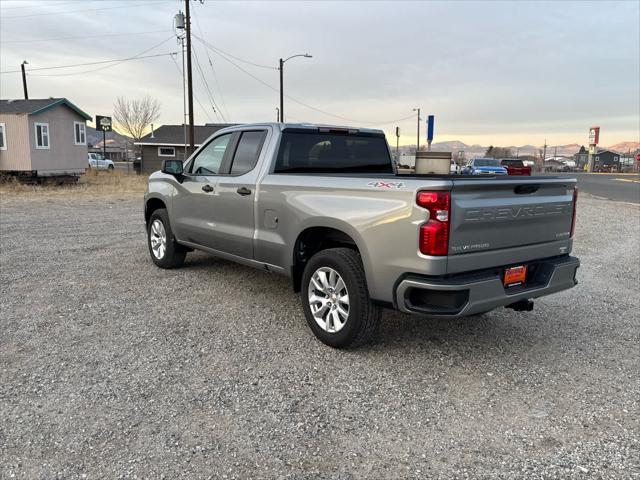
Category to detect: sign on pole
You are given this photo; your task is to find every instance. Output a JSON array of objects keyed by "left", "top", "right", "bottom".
[
  {"left": 587, "top": 126, "right": 600, "bottom": 172},
  {"left": 426, "top": 115, "right": 434, "bottom": 151},
  {"left": 96, "top": 115, "right": 112, "bottom": 170},
  {"left": 96, "top": 115, "right": 112, "bottom": 132}
]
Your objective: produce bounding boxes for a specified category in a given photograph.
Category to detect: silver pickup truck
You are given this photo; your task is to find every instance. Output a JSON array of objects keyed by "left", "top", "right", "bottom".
[{"left": 144, "top": 123, "right": 580, "bottom": 348}]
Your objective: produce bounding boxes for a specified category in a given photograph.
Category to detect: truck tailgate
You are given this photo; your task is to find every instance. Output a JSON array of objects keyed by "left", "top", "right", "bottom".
[{"left": 448, "top": 177, "right": 576, "bottom": 260}]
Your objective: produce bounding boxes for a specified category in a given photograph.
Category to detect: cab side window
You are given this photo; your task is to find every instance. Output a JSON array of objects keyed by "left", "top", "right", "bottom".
[
  {"left": 190, "top": 133, "right": 232, "bottom": 175},
  {"left": 230, "top": 130, "right": 267, "bottom": 175}
]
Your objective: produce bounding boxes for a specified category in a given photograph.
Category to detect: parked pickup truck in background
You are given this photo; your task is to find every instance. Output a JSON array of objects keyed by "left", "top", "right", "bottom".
[
  {"left": 88, "top": 153, "right": 114, "bottom": 171},
  {"left": 501, "top": 158, "right": 532, "bottom": 176},
  {"left": 144, "top": 123, "right": 580, "bottom": 348}
]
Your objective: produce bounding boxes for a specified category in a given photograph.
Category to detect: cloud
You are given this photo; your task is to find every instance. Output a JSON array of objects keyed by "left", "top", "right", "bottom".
[{"left": 1, "top": 0, "right": 638, "bottom": 145}]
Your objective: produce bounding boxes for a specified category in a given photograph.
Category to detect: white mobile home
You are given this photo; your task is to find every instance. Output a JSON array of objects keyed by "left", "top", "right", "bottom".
[{"left": 0, "top": 98, "right": 92, "bottom": 177}]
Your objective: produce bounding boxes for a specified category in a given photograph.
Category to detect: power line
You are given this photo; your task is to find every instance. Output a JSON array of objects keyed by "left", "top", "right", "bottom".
[
  {"left": 1, "top": 36, "right": 175, "bottom": 75},
  {"left": 192, "top": 4, "right": 231, "bottom": 120},
  {"left": 170, "top": 54, "right": 212, "bottom": 123},
  {"left": 2, "top": 29, "right": 171, "bottom": 45},
  {"left": 193, "top": 36, "right": 418, "bottom": 126},
  {"left": 1, "top": 1, "right": 164, "bottom": 19},
  {"left": 26, "top": 52, "right": 177, "bottom": 77},
  {"left": 192, "top": 45, "right": 225, "bottom": 123},
  {"left": 0, "top": 0, "right": 169, "bottom": 9},
  {"left": 192, "top": 34, "right": 276, "bottom": 70},
  {"left": 0, "top": 1, "right": 87, "bottom": 10}
]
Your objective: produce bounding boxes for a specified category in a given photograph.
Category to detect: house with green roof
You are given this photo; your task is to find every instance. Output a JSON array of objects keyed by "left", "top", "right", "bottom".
[{"left": 0, "top": 97, "right": 92, "bottom": 177}]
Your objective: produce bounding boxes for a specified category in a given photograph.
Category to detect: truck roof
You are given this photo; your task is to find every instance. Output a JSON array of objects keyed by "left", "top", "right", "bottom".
[{"left": 229, "top": 122, "right": 385, "bottom": 135}]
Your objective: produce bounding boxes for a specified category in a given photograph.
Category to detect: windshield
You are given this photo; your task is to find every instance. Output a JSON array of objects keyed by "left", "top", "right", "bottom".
[
  {"left": 474, "top": 159, "right": 501, "bottom": 167},
  {"left": 275, "top": 131, "right": 392, "bottom": 173}
]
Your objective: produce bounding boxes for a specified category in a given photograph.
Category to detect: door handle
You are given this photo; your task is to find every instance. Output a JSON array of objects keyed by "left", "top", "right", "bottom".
[
  {"left": 202, "top": 184, "right": 214, "bottom": 193},
  {"left": 237, "top": 187, "right": 252, "bottom": 196}
]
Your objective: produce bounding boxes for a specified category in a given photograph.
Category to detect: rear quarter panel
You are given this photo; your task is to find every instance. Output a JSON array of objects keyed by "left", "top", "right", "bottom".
[{"left": 254, "top": 174, "right": 452, "bottom": 302}]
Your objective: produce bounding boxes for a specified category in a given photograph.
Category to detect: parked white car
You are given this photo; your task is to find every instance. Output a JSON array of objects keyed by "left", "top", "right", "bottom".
[{"left": 88, "top": 153, "right": 114, "bottom": 171}]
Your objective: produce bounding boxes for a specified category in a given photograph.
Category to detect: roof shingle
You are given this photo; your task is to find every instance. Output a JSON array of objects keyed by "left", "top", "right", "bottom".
[
  {"left": 0, "top": 97, "right": 91, "bottom": 120},
  {"left": 136, "top": 124, "right": 236, "bottom": 146}
]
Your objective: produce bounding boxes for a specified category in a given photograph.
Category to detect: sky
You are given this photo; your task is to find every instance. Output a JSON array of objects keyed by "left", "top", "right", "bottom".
[{"left": 1, "top": 0, "right": 639, "bottom": 148}]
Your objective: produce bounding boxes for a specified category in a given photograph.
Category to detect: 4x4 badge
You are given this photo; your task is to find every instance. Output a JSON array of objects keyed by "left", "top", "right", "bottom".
[{"left": 367, "top": 181, "right": 405, "bottom": 189}]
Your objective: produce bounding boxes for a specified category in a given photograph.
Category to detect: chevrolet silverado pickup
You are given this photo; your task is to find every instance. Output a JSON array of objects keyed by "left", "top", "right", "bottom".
[{"left": 144, "top": 123, "right": 580, "bottom": 348}]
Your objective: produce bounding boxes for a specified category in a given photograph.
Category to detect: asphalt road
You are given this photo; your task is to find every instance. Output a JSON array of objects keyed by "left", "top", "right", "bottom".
[
  {"left": 1, "top": 192, "right": 638, "bottom": 478},
  {"left": 556, "top": 173, "right": 640, "bottom": 204}
]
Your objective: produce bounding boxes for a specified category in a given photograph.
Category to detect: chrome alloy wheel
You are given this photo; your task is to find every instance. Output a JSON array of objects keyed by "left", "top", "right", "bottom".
[
  {"left": 308, "top": 267, "right": 350, "bottom": 333},
  {"left": 150, "top": 219, "right": 167, "bottom": 259}
]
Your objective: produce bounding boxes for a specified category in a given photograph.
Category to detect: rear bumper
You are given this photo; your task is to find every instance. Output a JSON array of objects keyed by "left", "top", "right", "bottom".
[{"left": 395, "top": 255, "right": 580, "bottom": 316}]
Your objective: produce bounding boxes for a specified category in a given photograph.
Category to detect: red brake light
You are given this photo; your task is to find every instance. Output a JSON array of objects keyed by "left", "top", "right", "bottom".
[
  {"left": 417, "top": 191, "right": 451, "bottom": 256},
  {"left": 570, "top": 187, "right": 578, "bottom": 237}
]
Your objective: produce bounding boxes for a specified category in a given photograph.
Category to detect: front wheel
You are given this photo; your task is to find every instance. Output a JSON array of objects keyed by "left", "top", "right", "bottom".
[
  {"left": 301, "top": 248, "right": 381, "bottom": 348},
  {"left": 147, "top": 208, "right": 186, "bottom": 269},
  {"left": 108, "top": 164, "right": 114, "bottom": 171}
]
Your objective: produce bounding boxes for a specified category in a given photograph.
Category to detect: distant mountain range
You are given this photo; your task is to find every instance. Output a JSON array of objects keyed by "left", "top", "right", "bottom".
[
  {"left": 86, "top": 126, "right": 131, "bottom": 148},
  {"left": 398, "top": 141, "right": 639, "bottom": 158}
]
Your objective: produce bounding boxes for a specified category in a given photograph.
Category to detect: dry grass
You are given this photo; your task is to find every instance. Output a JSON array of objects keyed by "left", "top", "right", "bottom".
[{"left": 0, "top": 170, "right": 148, "bottom": 202}]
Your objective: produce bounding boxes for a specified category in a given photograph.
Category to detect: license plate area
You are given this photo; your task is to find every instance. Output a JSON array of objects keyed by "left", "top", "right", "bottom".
[{"left": 504, "top": 265, "right": 527, "bottom": 287}]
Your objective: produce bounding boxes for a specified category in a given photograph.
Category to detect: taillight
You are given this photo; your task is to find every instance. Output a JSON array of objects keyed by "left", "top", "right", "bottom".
[
  {"left": 417, "top": 191, "right": 450, "bottom": 256},
  {"left": 570, "top": 186, "right": 578, "bottom": 237}
]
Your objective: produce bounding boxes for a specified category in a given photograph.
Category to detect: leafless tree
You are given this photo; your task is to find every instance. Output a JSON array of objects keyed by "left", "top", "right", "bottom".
[
  {"left": 485, "top": 146, "right": 513, "bottom": 158},
  {"left": 112, "top": 96, "right": 161, "bottom": 144}
]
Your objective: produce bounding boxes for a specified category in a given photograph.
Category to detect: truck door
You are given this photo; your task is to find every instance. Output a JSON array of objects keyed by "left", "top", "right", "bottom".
[
  {"left": 171, "top": 132, "right": 234, "bottom": 247},
  {"left": 208, "top": 129, "right": 269, "bottom": 259}
]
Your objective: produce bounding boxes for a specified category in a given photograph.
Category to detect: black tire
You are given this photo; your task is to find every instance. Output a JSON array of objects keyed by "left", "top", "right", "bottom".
[
  {"left": 108, "top": 164, "right": 114, "bottom": 171},
  {"left": 147, "top": 208, "right": 186, "bottom": 269},
  {"left": 301, "top": 247, "right": 381, "bottom": 348}
]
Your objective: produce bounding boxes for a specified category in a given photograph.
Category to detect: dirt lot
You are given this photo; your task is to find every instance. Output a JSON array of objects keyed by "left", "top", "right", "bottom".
[{"left": 0, "top": 191, "right": 638, "bottom": 479}]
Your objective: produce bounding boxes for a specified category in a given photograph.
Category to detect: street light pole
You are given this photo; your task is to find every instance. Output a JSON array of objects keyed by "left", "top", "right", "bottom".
[
  {"left": 21, "top": 61, "right": 28, "bottom": 100},
  {"left": 278, "top": 53, "right": 312, "bottom": 123},
  {"left": 413, "top": 107, "right": 421, "bottom": 152}
]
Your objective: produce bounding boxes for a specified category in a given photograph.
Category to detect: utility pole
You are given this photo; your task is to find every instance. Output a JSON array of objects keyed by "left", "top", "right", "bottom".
[
  {"left": 413, "top": 107, "right": 421, "bottom": 152},
  {"left": 21, "top": 61, "right": 28, "bottom": 99},
  {"left": 276, "top": 107, "right": 280, "bottom": 122},
  {"left": 279, "top": 58, "right": 284, "bottom": 122},
  {"left": 185, "top": 0, "right": 195, "bottom": 151}
]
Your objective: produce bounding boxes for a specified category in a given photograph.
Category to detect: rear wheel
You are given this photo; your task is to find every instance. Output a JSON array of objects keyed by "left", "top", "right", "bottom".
[
  {"left": 301, "top": 248, "right": 381, "bottom": 348},
  {"left": 147, "top": 208, "right": 186, "bottom": 269}
]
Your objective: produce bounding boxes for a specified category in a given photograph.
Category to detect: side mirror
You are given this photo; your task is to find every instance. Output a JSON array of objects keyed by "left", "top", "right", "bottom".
[{"left": 162, "top": 159, "right": 183, "bottom": 176}]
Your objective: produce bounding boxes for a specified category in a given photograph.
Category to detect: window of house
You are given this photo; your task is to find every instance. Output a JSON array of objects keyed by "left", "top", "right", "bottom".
[
  {"left": 74, "top": 122, "right": 86, "bottom": 145},
  {"left": 35, "top": 122, "right": 50, "bottom": 149},
  {"left": 158, "top": 147, "right": 176, "bottom": 157},
  {"left": 0, "top": 123, "right": 6, "bottom": 150}
]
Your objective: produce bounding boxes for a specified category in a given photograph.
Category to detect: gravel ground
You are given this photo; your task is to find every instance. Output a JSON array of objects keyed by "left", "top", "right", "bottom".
[{"left": 0, "top": 193, "right": 638, "bottom": 479}]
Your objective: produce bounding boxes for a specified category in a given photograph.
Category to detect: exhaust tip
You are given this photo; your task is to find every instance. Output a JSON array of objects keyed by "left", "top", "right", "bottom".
[{"left": 506, "top": 299, "right": 534, "bottom": 312}]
